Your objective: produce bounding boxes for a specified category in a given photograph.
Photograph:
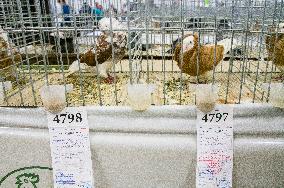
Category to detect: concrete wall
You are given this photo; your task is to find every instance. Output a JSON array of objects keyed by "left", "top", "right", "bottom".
[{"left": 0, "top": 104, "right": 283, "bottom": 187}]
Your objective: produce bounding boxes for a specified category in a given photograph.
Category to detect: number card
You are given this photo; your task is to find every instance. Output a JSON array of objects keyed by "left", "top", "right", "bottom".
[
  {"left": 196, "top": 105, "right": 234, "bottom": 188},
  {"left": 47, "top": 107, "right": 94, "bottom": 188}
]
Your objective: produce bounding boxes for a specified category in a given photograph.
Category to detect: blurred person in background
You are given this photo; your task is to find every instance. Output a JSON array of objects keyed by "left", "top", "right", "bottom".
[
  {"left": 98, "top": 5, "right": 104, "bottom": 19},
  {"left": 110, "top": 4, "right": 118, "bottom": 15},
  {"left": 61, "top": 0, "right": 71, "bottom": 26},
  {"left": 54, "top": 0, "right": 63, "bottom": 27},
  {"left": 79, "top": 1, "right": 92, "bottom": 14},
  {"left": 105, "top": 4, "right": 117, "bottom": 17},
  {"left": 121, "top": 3, "right": 127, "bottom": 21},
  {"left": 93, "top": 2, "right": 104, "bottom": 23}
]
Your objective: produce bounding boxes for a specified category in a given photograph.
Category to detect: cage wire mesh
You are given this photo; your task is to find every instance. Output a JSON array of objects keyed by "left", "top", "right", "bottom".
[{"left": 0, "top": 0, "right": 283, "bottom": 107}]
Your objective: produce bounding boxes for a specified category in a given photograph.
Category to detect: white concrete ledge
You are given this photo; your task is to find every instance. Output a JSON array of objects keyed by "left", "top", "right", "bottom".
[
  {"left": 0, "top": 104, "right": 283, "bottom": 135},
  {"left": 0, "top": 104, "right": 283, "bottom": 187}
]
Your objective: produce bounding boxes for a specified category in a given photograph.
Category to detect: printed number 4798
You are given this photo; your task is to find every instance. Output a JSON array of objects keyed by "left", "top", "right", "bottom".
[
  {"left": 202, "top": 112, "right": 229, "bottom": 123},
  {"left": 53, "top": 113, "right": 82, "bottom": 124}
]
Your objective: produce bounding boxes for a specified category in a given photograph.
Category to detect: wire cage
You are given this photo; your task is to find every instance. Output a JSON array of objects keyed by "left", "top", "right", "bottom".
[{"left": 0, "top": 0, "right": 283, "bottom": 108}]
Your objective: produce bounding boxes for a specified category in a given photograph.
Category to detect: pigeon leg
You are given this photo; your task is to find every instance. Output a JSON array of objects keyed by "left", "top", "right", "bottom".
[
  {"left": 189, "top": 76, "right": 208, "bottom": 84},
  {"left": 274, "top": 73, "right": 284, "bottom": 81},
  {"left": 104, "top": 73, "right": 115, "bottom": 84}
]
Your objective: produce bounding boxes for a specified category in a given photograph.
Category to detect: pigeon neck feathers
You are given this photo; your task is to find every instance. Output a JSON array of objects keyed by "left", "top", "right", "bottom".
[{"left": 182, "top": 33, "right": 198, "bottom": 52}]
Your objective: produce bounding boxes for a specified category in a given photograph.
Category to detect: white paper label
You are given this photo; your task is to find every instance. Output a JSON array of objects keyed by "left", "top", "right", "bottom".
[
  {"left": 196, "top": 105, "right": 234, "bottom": 188},
  {"left": 47, "top": 107, "right": 93, "bottom": 188}
]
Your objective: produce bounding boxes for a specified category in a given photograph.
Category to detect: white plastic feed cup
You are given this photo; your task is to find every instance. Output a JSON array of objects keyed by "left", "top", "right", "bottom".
[
  {"left": 0, "top": 81, "right": 12, "bottom": 105},
  {"left": 127, "top": 84, "right": 156, "bottom": 111},
  {"left": 40, "top": 85, "right": 67, "bottom": 113},
  {"left": 267, "top": 83, "right": 284, "bottom": 108},
  {"left": 196, "top": 84, "right": 219, "bottom": 113}
]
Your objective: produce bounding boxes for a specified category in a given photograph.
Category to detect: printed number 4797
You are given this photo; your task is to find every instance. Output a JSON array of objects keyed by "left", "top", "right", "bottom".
[
  {"left": 53, "top": 113, "right": 83, "bottom": 124},
  {"left": 202, "top": 112, "right": 229, "bottom": 123}
]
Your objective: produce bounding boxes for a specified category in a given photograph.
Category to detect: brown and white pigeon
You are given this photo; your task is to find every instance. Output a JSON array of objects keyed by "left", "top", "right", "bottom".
[
  {"left": 173, "top": 33, "right": 237, "bottom": 83},
  {"left": 0, "top": 26, "right": 21, "bottom": 81},
  {"left": 265, "top": 23, "right": 284, "bottom": 75},
  {"left": 66, "top": 17, "right": 127, "bottom": 83}
]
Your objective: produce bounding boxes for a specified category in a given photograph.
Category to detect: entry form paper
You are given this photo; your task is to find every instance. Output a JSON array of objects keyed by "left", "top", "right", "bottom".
[
  {"left": 47, "top": 107, "right": 93, "bottom": 188},
  {"left": 196, "top": 105, "right": 234, "bottom": 188}
]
